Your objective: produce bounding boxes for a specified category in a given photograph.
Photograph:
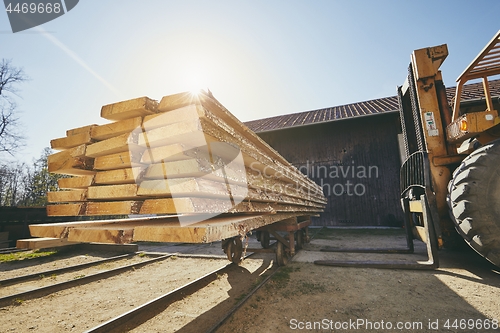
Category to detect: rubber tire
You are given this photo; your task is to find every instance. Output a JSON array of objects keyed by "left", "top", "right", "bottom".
[{"left": 447, "top": 138, "right": 500, "bottom": 267}]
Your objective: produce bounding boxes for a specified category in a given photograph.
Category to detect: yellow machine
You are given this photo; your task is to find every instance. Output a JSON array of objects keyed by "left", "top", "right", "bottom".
[
  {"left": 315, "top": 30, "right": 500, "bottom": 269},
  {"left": 398, "top": 30, "right": 500, "bottom": 267}
]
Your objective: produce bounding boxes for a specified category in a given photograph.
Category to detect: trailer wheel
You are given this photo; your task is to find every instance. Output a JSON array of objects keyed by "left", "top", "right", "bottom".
[
  {"left": 296, "top": 230, "right": 304, "bottom": 250},
  {"left": 260, "top": 231, "right": 270, "bottom": 249},
  {"left": 447, "top": 138, "right": 500, "bottom": 267},
  {"left": 276, "top": 241, "right": 290, "bottom": 266},
  {"left": 226, "top": 237, "right": 243, "bottom": 264}
]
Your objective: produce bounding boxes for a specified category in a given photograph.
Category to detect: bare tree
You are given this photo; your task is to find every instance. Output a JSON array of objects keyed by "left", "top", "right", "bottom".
[
  {"left": 0, "top": 148, "right": 63, "bottom": 206},
  {"left": 0, "top": 59, "right": 28, "bottom": 154}
]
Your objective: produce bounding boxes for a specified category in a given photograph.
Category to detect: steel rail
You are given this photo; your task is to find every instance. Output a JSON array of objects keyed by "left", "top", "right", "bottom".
[
  {"left": 0, "top": 247, "right": 27, "bottom": 254},
  {"left": 84, "top": 253, "right": 256, "bottom": 333},
  {"left": 0, "top": 252, "right": 137, "bottom": 286},
  {"left": 0, "top": 253, "right": 172, "bottom": 307},
  {"left": 204, "top": 265, "right": 281, "bottom": 333}
]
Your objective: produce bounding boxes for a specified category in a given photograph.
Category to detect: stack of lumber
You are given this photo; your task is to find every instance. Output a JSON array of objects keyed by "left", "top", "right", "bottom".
[{"left": 45, "top": 91, "right": 326, "bottom": 221}]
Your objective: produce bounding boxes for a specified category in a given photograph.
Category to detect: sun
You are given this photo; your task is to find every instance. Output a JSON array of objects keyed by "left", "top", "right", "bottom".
[{"left": 185, "top": 67, "right": 208, "bottom": 96}]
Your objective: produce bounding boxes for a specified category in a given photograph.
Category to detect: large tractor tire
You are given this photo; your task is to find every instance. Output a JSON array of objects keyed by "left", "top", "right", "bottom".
[{"left": 447, "top": 139, "right": 500, "bottom": 267}]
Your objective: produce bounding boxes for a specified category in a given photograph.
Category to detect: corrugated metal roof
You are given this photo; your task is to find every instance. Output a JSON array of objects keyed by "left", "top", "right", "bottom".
[{"left": 245, "top": 79, "right": 500, "bottom": 133}]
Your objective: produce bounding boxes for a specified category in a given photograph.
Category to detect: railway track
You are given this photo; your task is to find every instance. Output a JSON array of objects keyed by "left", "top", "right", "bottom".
[
  {"left": 0, "top": 248, "right": 280, "bottom": 332},
  {"left": 0, "top": 252, "right": 137, "bottom": 286},
  {"left": 0, "top": 253, "right": 172, "bottom": 306},
  {"left": 83, "top": 252, "right": 280, "bottom": 333}
]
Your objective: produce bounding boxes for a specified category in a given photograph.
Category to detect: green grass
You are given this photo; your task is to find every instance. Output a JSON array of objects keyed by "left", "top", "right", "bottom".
[
  {"left": 298, "top": 281, "right": 326, "bottom": 294},
  {"left": 0, "top": 250, "right": 58, "bottom": 263},
  {"left": 13, "top": 298, "right": 24, "bottom": 306},
  {"left": 271, "top": 265, "right": 296, "bottom": 288},
  {"left": 235, "top": 292, "right": 247, "bottom": 302}
]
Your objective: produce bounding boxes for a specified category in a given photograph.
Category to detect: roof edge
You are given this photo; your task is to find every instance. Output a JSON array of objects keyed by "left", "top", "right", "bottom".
[{"left": 252, "top": 109, "right": 399, "bottom": 134}]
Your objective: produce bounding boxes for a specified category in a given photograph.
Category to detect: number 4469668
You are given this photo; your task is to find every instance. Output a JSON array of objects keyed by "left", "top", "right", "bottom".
[
  {"left": 444, "top": 318, "right": 498, "bottom": 330},
  {"left": 5, "top": 2, "right": 62, "bottom": 14}
]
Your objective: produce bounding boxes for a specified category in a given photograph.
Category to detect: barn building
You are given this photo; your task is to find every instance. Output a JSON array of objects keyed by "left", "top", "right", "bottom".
[{"left": 245, "top": 80, "right": 500, "bottom": 227}]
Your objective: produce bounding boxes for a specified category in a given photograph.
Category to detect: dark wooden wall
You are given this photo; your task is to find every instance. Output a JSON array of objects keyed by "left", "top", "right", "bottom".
[{"left": 257, "top": 113, "right": 404, "bottom": 227}]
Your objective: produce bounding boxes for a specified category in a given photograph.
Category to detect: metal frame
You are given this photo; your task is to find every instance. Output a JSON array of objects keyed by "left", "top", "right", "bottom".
[
  {"left": 222, "top": 216, "right": 312, "bottom": 266},
  {"left": 314, "top": 152, "right": 439, "bottom": 270}
]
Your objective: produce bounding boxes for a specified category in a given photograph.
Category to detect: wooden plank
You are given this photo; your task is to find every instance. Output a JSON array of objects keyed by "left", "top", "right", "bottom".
[
  {"left": 94, "top": 151, "right": 144, "bottom": 171},
  {"left": 100, "top": 96, "right": 158, "bottom": 121},
  {"left": 48, "top": 157, "right": 95, "bottom": 176},
  {"left": 87, "top": 180, "right": 245, "bottom": 200},
  {"left": 31, "top": 213, "right": 305, "bottom": 244},
  {"left": 85, "top": 201, "right": 142, "bottom": 215},
  {"left": 157, "top": 91, "right": 198, "bottom": 112},
  {"left": 143, "top": 158, "right": 325, "bottom": 204},
  {"left": 29, "top": 215, "right": 174, "bottom": 238},
  {"left": 137, "top": 178, "right": 248, "bottom": 199},
  {"left": 139, "top": 198, "right": 321, "bottom": 215},
  {"left": 47, "top": 201, "right": 142, "bottom": 216},
  {"left": 48, "top": 161, "right": 95, "bottom": 176},
  {"left": 58, "top": 176, "right": 95, "bottom": 190},
  {"left": 143, "top": 104, "right": 202, "bottom": 130},
  {"left": 133, "top": 213, "right": 303, "bottom": 243},
  {"left": 139, "top": 198, "right": 269, "bottom": 215},
  {"left": 48, "top": 144, "right": 95, "bottom": 176},
  {"left": 48, "top": 144, "right": 87, "bottom": 164},
  {"left": 143, "top": 158, "right": 324, "bottom": 205},
  {"left": 66, "top": 124, "right": 98, "bottom": 137},
  {"left": 47, "top": 190, "right": 87, "bottom": 203},
  {"left": 138, "top": 119, "right": 208, "bottom": 148},
  {"left": 171, "top": 116, "right": 323, "bottom": 200},
  {"left": 245, "top": 168, "right": 325, "bottom": 205},
  {"left": 87, "top": 184, "right": 139, "bottom": 200},
  {"left": 68, "top": 227, "right": 134, "bottom": 244},
  {"left": 144, "top": 162, "right": 247, "bottom": 186},
  {"left": 50, "top": 131, "right": 93, "bottom": 150},
  {"left": 138, "top": 117, "right": 325, "bottom": 203},
  {"left": 85, "top": 133, "right": 144, "bottom": 158},
  {"left": 91, "top": 117, "right": 142, "bottom": 141},
  {"left": 140, "top": 143, "right": 193, "bottom": 164},
  {"left": 126, "top": 105, "right": 324, "bottom": 204},
  {"left": 192, "top": 92, "right": 292, "bottom": 167},
  {"left": 94, "top": 167, "right": 145, "bottom": 185},
  {"left": 16, "top": 237, "right": 80, "bottom": 249},
  {"left": 143, "top": 158, "right": 216, "bottom": 179},
  {"left": 46, "top": 91, "right": 326, "bottom": 220},
  {"left": 245, "top": 187, "right": 325, "bottom": 208},
  {"left": 46, "top": 203, "right": 86, "bottom": 216}
]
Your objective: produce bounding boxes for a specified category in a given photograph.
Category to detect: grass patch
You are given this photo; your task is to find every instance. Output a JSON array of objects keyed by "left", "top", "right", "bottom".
[
  {"left": 12, "top": 298, "right": 24, "bottom": 306},
  {"left": 0, "top": 250, "right": 58, "bottom": 263},
  {"left": 271, "top": 265, "right": 294, "bottom": 288},
  {"left": 235, "top": 292, "right": 247, "bottom": 302},
  {"left": 298, "top": 281, "right": 326, "bottom": 294}
]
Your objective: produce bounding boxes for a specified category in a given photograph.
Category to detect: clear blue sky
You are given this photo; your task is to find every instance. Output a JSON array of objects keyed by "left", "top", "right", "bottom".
[{"left": 1, "top": 0, "right": 499, "bottom": 163}]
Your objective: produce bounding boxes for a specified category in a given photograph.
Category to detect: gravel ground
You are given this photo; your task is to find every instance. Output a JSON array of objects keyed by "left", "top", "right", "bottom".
[{"left": 1, "top": 229, "right": 499, "bottom": 333}]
